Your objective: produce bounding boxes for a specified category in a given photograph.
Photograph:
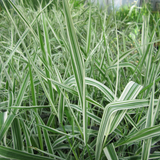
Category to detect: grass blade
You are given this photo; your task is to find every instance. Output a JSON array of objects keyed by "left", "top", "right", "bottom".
[
  {"left": 0, "top": 111, "right": 8, "bottom": 130},
  {"left": 20, "top": 120, "right": 33, "bottom": 153},
  {"left": 0, "top": 145, "right": 54, "bottom": 160},
  {"left": 11, "top": 118, "right": 23, "bottom": 150},
  {"left": 142, "top": 82, "right": 155, "bottom": 160},
  {"left": 65, "top": 76, "right": 115, "bottom": 102},
  {"left": 95, "top": 99, "right": 158, "bottom": 160},
  {"left": 14, "top": 71, "right": 30, "bottom": 108},
  {"left": 0, "top": 114, "right": 15, "bottom": 141},
  {"left": 103, "top": 143, "right": 118, "bottom": 160},
  {"left": 109, "top": 81, "right": 143, "bottom": 133},
  {"left": 63, "top": 0, "right": 86, "bottom": 143},
  {"left": 116, "top": 124, "right": 160, "bottom": 147},
  {"left": 69, "top": 104, "right": 101, "bottom": 123},
  {"left": 0, "top": 69, "right": 30, "bottom": 141},
  {"left": 86, "top": 6, "right": 91, "bottom": 55}
]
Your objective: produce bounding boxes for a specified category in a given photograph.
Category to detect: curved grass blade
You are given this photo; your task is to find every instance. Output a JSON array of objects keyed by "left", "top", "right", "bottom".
[
  {"left": 113, "top": 47, "right": 137, "bottom": 64},
  {"left": 109, "top": 81, "right": 143, "bottom": 133},
  {"left": 95, "top": 99, "right": 158, "bottom": 160},
  {"left": 49, "top": 77, "right": 103, "bottom": 109},
  {"left": 139, "top": 76, "right": 160, "bottom": 95},
  {"left": 106, "top": 62, "right": 136, "bottom": 71},
  {"left": 65, "top": 76, "right": 115, "bottom": 102},
  {"left": 38, "top": 124, "right": 68, "bottom": 136}
]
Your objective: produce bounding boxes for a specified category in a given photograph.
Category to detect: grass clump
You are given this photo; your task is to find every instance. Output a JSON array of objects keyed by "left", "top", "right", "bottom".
[{"left": 0, "top": 0, "right": 160, "bottom": 159}]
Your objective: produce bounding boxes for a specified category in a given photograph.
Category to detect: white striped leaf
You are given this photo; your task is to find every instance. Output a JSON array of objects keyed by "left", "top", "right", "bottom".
[
  {"left": 103, "top": 143, "right": 118, "bottom": 160},
  {"left": 116, "top": 124, "right": 160, "bottom": 147},
  {"left": 65, "top": 76, "right": 115, "bottom": 102},
  {"left": 0, "top": 145, "right": 56, "bottom": 160},
  {"left": 95, "top": 99, "right": 158, "bottom": 160},
  {"left": 110, "top": 81, "right": 143, "bottom": 133},
  {"left": 63, "top": 0, "right": 87, "bottom": 144},
  {"left": 142, "top": 83, "right": 155, "bottom": 160}
]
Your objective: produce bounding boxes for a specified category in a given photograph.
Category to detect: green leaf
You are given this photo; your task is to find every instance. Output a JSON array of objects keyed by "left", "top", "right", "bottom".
[
  {"left": 116, "top": 124, "right": 160, "bottom": 147},
  {"left": 0, "top": 101, "right": 8, "bottom": 108},
  {"left": 103, "top": 143, "right": 118, "bottom": 160},
  {"left": 0, "top": 69, "right": 30, "bottom": 141},
  {"left": 95, "top": 99, "right": 158, "bottom": 160},
  {"left": 0, "top": 114, "right": 16, "bottom": 142},
  {"left": 0, "top": 145, "right": 54, "bottom": 160},
  {"left": 142, "top": 82, "right": 155, "bottom": 160},
  {"left": 86, "top": 6, "right": 91, "bottom": 55},
  {"left": 49, "top": 77, "right": 103, "bottom": 109},
  {"left": 11, "top": 118, "right": 23, "bottom": 150},
  {"left": 29, "top": 147, "right": 66, "bottom": 160},
  {"left": 0, "top": 111, "right": 8, "bottom": 130},
  {"left": 69, "top": 104, "right": 101, "bottom": 123},
  {"left": 1, "top": 0, "right": 47, "bottom": 72},
  {"left": 14, "top": 71, "right": 30, "bottom": 108},
  {"left": 125, "top": 113, "right": 138, "bottom": 131},
  {"left": 58, "top": 92, "right": 65, "bottom": 124},
  {"left": 109, "top": 81, "right": 143, "bottom": 133},
  {"left": 20, "top": 120, "right": 33, "bottom": 153},
  {"left": 65, "top": 76, "right": 115, "bottom": 102},
  {"left": 38, "top": 124, "right": 69, "bottom": 136},
  {"left": 34, "top": 113, "right": 54, "bottom": 154},
  {"left": 106, "top": 62, "right": 136, "bottom": 71},
  {"left": 63, "top": 0, "right": 86, "bottom": 144}
]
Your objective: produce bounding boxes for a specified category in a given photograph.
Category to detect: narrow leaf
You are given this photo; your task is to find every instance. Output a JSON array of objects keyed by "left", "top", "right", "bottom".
[{"left": 103, "top": 143, "right": 118, "bottom": 160}]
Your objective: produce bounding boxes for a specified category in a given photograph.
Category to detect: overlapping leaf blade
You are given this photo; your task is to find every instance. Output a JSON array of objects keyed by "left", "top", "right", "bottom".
[
  {"left": 0, "top": 145, "right": 55, "bottom": 160},
  {"left": 63, "top": 0, "right": 86, "bottom": 144},
  {"left": 96, "top": 81, "right": 143, "bottom": 160},
  {"left": 65, "top": 76, "right": 115, "bottom": 102},
  {"left": 103, "top": 143, "right": 118, "bottom": 160},
  {"left": 116, "top": 124, "right": 160, "bottom": 147},
  {"left": 95, "top": 99, "right": 158, "bottom": 160}
]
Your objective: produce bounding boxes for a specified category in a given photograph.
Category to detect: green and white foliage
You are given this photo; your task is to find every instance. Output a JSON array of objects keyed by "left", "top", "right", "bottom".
[{"left": 0, "top": 0, "right": 159, "bottom": 159}]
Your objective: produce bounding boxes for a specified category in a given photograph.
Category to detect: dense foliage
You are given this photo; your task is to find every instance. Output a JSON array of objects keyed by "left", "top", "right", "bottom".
[{"left": 0, "top": 0, "right": 160, "bottom": 159}]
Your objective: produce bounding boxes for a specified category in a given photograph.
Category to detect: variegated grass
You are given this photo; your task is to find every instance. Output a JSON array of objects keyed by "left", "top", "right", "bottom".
[{"left": 0, "top": 0, "right": 160, "bottom": 160}]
